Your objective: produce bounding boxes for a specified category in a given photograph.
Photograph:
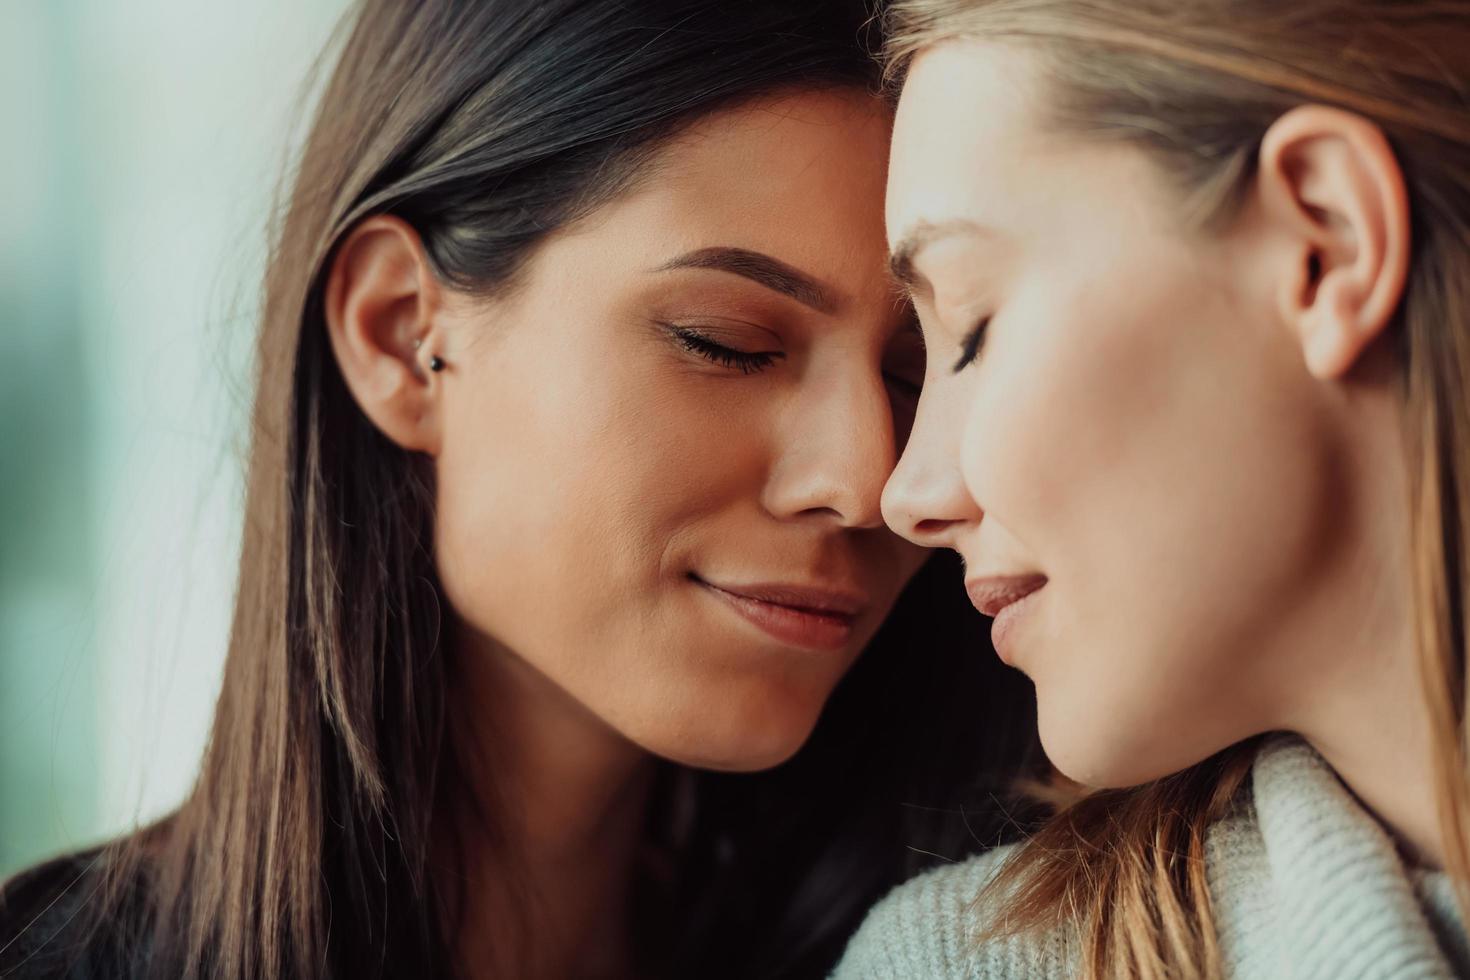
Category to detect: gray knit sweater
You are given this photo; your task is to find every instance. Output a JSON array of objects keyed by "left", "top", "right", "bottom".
[{"left": 835, "top": 737, "right": 1470, "bottom": 979}]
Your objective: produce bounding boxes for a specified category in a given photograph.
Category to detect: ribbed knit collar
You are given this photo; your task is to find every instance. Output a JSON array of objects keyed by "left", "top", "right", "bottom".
[{"left": 1226, "top": 736, "right": 1468, "bottom": 979}]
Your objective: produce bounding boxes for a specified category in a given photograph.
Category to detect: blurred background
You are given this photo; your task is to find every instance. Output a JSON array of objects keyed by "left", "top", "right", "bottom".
[{"left": 1, "top": 0, "right": 351, "bottom": 878}]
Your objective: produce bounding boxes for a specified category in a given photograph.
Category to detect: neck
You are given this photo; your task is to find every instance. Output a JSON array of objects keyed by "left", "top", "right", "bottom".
[
  {"left": 1298, "top": 640, "right": 1444, "bottom": 869},
  {"left": 1288, "top": 373, "right": 1446, "bottom": 869},
  {"left": 446, "top": 623, "right": 657, "bottom": 980}
]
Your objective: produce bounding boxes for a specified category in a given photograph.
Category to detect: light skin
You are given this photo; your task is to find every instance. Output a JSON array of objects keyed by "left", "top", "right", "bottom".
[
  {"left": 325, "top": 89, "right": 927, "bottom": 977},
  {"left": 883, "top": 41, "right": 1442, "bottom": 865}
]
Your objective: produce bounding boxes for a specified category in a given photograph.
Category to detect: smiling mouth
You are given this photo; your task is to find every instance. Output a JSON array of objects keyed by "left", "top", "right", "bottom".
[
  {"left": 965, "top": 574, "right": 1047, "bottom": 665},
  {"left": 965, "top": 575, "right": 1047, "bottom": 618},
  {"left": 689, "top": 574, "right": 865, "bottom": 651}
]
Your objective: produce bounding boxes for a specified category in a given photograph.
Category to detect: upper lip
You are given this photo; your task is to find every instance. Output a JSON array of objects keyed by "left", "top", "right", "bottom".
[
  {"left": 694, "top": 576, "right": 869, "bottom": 618},
  {"left": 965, "top": 574, "right": 1047, "bottom": 617}
]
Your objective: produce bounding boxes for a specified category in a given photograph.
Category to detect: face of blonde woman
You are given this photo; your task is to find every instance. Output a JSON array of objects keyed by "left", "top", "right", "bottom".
[
  {"left": 426, "top": 90, "right": 929, "bottom": 772},
  {"left": 882, "top": 42, "right": 1413, "bottom": 790}
]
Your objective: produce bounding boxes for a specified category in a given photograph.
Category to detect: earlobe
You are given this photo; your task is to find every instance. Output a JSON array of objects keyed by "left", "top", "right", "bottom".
[
  {"left": 323, "top": 215, "right": 447, "bottom": 455},
  {"left": 1258, "top": 105, "right": 1410, "bottom": 380}
]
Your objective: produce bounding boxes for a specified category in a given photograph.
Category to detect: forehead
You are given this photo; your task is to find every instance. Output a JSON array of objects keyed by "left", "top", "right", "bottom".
[
  {"left": 509, "top": 88, "right": 909, "bottom": 330},
  {"left": 541, "top": 88, "right": 899, "bottom": 314},
  {"left": 647, "top": 89, "right": 893, "bottom": 255},
  {"left": 886, "top": 41, "right": 1053, "bottom": 250}
]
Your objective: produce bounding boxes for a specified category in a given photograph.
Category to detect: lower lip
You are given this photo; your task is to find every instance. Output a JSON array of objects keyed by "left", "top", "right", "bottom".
[
  {"left": 991, "top": 586, "right": 1044, "bottom": 665},
  {"left": 696, "top": 580, "right": 855, "bottom": 652}
]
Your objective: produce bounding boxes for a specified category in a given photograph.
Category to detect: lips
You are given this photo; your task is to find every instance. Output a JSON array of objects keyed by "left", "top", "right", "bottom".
[
  {"left": 966, "top": 574, "right": 1047, "bottom": 664},
  {"left": 692, "top": 575, "right": 868, "bottom": 651},
  {"left": 965, "top": 575, "right": 1047, "bottom": 618}
]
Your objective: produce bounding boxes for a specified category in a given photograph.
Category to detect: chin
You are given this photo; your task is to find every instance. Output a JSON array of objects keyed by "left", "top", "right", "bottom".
[
  {"left": 1035, "top": 700, "right": 1177, "bottom": 790},
  {"left": 635, "top": 685, "right": 826, "bottom": 773},
  {"left": 667, "top": 741, "right": 805, "bottom": 774}
]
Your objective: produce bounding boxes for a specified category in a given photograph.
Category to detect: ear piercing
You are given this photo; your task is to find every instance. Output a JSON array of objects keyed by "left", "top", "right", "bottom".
[{"left": 412, "top": 337, "right": 446, "bottom": 373}]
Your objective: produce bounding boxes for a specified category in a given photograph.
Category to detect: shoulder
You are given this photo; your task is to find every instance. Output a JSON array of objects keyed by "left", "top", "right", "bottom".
[
  {"left": 832, "top": 846, "right": 1076, "bottom": 979},
  {"left": 0, "top": 850, "right": 145, "bottom": 980}
]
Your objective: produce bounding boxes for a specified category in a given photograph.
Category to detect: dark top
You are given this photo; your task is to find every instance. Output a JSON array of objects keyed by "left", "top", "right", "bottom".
[{"left": 0, "top": 852, "right": 146, "bottom": 980}]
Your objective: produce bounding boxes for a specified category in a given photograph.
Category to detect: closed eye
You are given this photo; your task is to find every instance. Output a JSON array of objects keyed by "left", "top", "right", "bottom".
[
  {"left": 951, "top": 317, "right": 990, "bottom": 373},
  {"left": 668, "top": 325, "right": 784, "bottom": 374}
]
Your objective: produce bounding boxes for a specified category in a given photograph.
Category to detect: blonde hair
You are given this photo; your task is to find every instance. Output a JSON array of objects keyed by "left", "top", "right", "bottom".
[{"left": 883, "top": 1, "right": 1470, "bottom": 977}]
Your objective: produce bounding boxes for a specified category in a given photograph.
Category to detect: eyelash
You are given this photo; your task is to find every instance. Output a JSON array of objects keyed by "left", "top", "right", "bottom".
[
  {"left": 952, "top": 317, "right": 991, "bottom": 374},
  {"left": 668, "top": 323, "right": 924, "bottom": 399},
  {"left": 669, "top": 325, "right": 784, "bottom": 374}
]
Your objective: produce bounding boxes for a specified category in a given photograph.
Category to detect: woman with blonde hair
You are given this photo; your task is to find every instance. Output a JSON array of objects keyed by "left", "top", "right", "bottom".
[{"left": 840, "top": 0, "right": 1470, "bottom": 976}]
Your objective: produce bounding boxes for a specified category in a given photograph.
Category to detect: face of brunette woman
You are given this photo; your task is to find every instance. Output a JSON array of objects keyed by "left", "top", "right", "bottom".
[
  {"left": 882, "top": 43, "right": 1411, "bottom": 788},
  {"left": 329, "top": 89, "right": 928, "bottom": 772}
]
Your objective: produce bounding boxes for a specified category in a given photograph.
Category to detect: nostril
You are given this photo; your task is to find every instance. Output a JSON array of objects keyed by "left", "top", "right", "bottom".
[{"left": 913, "top": 517, "right": 956, "bottom": 537}]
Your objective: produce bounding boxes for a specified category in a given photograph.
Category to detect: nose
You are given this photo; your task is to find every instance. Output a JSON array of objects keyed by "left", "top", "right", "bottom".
[
  {"left": 762, "top": 363, "right": 896, "bottom": 529},
  {"left": 881, "top": 377, "right": 982, "bottom": 549}
]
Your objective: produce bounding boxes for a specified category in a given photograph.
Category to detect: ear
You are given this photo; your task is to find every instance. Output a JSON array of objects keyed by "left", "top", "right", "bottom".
[
  {"left": 323, "top": 215, "right": 447, "bottom": 455},
  {"left": 1257, "top": 105, "right": 1410, "bottom": 379}
]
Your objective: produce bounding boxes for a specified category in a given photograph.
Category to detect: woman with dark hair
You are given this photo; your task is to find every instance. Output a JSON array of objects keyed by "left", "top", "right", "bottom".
[{"left": 0, "top": 1, "right": 1036, "bottom": 978}]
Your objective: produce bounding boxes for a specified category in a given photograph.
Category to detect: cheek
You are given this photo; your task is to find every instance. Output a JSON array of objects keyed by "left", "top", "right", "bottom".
[
  {"left": 430, "top": 320, "right": 846, "bottom": 768},
  {"left": 959, "top": 251, "right": 1338, "bottom": 784},
  {"left": 432, "top": 326, "right": 746, "bottom": 647}
]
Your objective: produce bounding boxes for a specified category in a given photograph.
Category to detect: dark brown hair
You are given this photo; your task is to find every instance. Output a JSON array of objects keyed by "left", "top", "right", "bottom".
[{"left": 1, "top": 1, "right": 1039, "bottom": 978}]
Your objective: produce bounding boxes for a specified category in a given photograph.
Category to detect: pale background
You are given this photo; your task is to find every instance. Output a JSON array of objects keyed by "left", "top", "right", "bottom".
[{"left": 1, "top": 0, "right": 352, "bottom": 877}]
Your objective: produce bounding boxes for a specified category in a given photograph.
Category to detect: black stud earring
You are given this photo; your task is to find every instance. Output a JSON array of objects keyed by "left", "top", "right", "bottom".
[{"left": 412, "top": 337, "right": 445, "bottom": 373}]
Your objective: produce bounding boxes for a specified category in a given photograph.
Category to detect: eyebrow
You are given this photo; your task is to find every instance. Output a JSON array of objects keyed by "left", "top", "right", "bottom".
[
  {"left": 888, "top": 219, "right": 989, "bottom": 294},
  {"left": 653, "top": 246, "right": 836, "bottom": 314}
]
